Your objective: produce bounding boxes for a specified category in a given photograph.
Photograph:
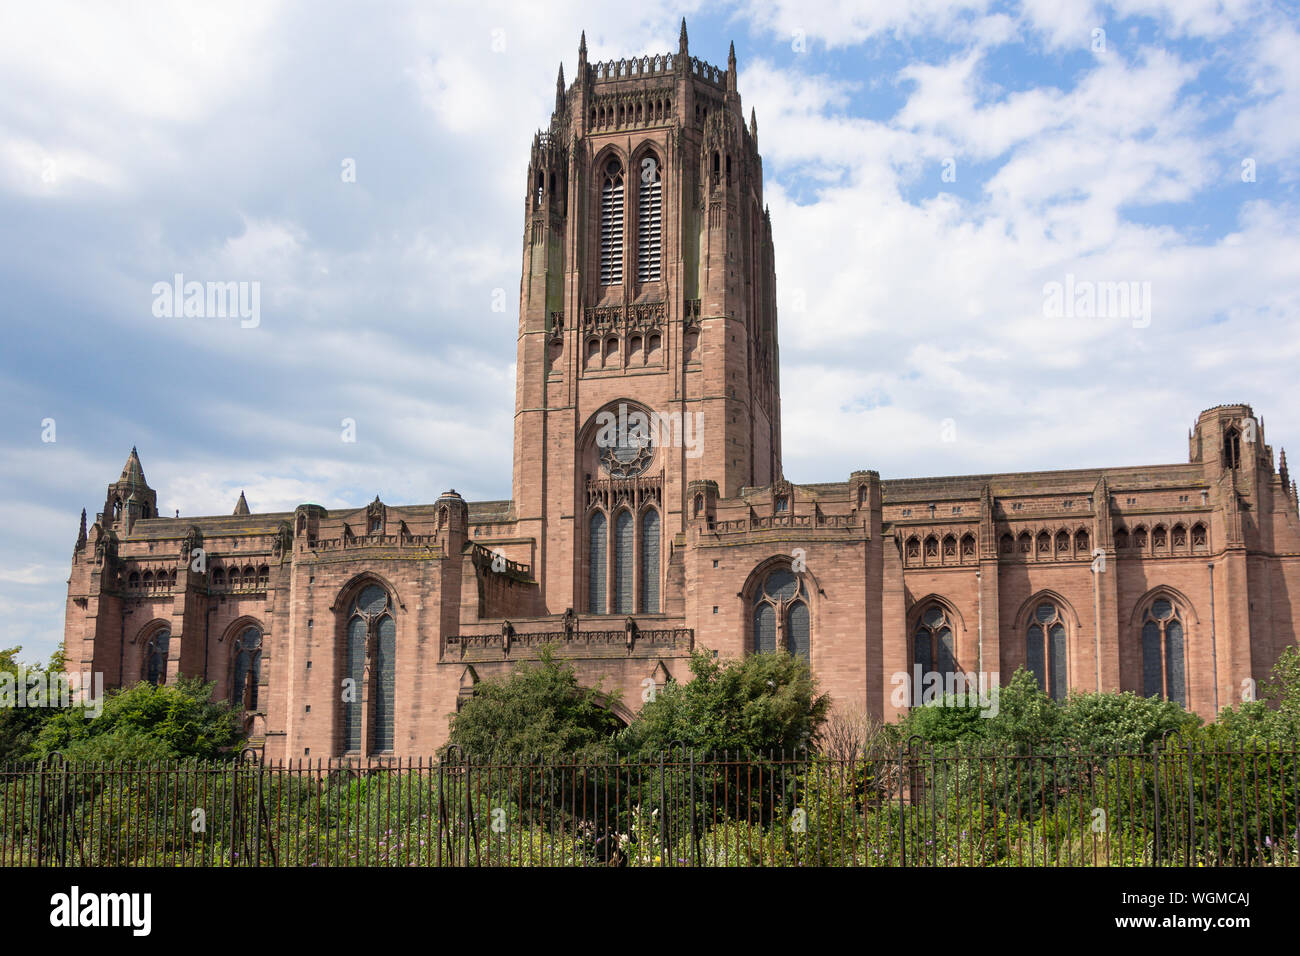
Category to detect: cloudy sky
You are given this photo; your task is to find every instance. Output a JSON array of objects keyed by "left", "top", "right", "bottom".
[{"left": 1, "top": 0, "right": 1297, "bottom": 663}]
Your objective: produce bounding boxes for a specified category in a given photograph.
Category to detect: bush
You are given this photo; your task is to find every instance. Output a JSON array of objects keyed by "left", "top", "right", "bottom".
[
  {"left": 31, "top": 677, "right": 243, "bottom": 761},
  {"left": 444, "top": 646, "right": 624, "bottom": 762},
  {"left": 620, "top": 649, "right": 830, "bottom": 758}
]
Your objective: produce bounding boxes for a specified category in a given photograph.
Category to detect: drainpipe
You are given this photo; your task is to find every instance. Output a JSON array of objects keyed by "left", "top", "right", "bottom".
[
  {"left": 975, "top": 570, "right": 983, "bottom": 673},
  {"left": 1208, "top": 562, "right": 1218, "bottom": 713}
]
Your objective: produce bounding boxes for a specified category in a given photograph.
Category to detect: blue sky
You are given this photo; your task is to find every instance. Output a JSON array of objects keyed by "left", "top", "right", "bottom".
[{"left": 1, "top": 0, "right": 1298, "bottom": 663}]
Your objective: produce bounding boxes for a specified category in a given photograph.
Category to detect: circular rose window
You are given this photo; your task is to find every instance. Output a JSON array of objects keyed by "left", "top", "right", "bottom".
[{"left": 600, "top": 432, "right": 654, "bottom": 478}]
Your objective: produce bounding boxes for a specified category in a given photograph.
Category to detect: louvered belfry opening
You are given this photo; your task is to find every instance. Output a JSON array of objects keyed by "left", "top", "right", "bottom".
[
  {"left": 637, "top": 153, "right": 662, "bottom": 282},
  {"left": 600, "top": 159, "right": 624, "bottom": 284}
]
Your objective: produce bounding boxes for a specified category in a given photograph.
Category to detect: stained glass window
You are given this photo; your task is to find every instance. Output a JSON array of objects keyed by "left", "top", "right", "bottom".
[
  {"left": 1026, "top": 603, "right": 1068, "bottom": 701},
  {"left": 146, "top": 628, "right": 169, "bottom": 686},
  {"left": 232, "top": 626, "right": 262, "bottom": 709},
  {"left": 640, "top": 509, "right": 660, "bottom": 613},
  {"left": 614, "top": 510, "right": 634, "bottom": 614},
  {"left": 1142, "top": 598, "right": 1186, "bottom": 705}
]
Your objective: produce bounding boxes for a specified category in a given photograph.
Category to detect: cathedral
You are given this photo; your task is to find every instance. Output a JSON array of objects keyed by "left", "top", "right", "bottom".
[{"left": 63, "top": 25, "right": 1300, "bottom": 759}]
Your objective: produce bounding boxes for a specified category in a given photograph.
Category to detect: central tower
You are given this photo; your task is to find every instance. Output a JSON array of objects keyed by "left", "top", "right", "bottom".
[{"left": 511, "top": 22, "right": 781, "bottom": 616}]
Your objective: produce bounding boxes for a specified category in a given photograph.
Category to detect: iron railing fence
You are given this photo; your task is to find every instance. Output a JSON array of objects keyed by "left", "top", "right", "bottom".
[{"left": 3, "top": 741, "right": 1298, "bottom": 867}]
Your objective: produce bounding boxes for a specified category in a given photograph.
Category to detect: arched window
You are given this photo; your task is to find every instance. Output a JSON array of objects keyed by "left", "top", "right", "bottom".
[
  {"left": 1134, "top": 526, "right": 1148, "bottom": 550},
  {"left": 1115, "top": 527, "right": 1129, "bottom": 549},
  {"left": 1075, "top": 529, "right": 1089, "bottom": 553},
  {"left": 588, "top": 511, "right": 607, "bottom": 614},
  {"left": 999, "top": 533, "right": 1013, "bottom": 554},
  {"left": 231, "top": 626, "right": 262, "bottom": 709},
  {"left": 1153, "top": 525, "right": 1167, "bottom": 550},
  {"left": 1037, "top": 531, "right": 1051, "bottom": 556},
  {"left": 1223, "top": 426, "right": 1240, "bottom": 469},
  {"left": 599, "top": 158, "right": 624, "bottom": 284},
  {"left": 751, "top": 566, "right": 810, "bottom": 662},
  {"left": 613, "top": 509, "right": 634, "bottom": 614},
  {"left": 1142, "top": 597, "right": 1186, "bottom": 705},
  {"left": 343, "top": 584, "right": 396, "bottom": 753},
  {"left": 906, "top": 536, "right": 920, "bottom": 561},
  {"left": 1191, "top": 523, "right": 1207, "bottom": 550},
  {"left": 639, "top": 509, "right": 660, "bottom": 613},
  {"left": 145, "top": 628, "right": 170, "bottom": 686},
  {"left": 1018, "top": 532, "right": 1032, "bottom": 553},
  {"left": 1026, "top": 602, "right": 1068, "bottom": 701},
  {"left": 913, "top": 604, "right": 956, "bottom": 682},
  {"left": 637, "top": 152, "right": 662, "bottom": 281}
]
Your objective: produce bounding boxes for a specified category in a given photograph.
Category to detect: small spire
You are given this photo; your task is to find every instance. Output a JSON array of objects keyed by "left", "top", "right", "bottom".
[
  {"left": 679, "top": 17, "right": 688, "bottom": 55},
  {"left": 119, "top": 446, "right": 147, "bottom": 487},
  {"left": 233, "top": 491, "right": 250, "bottom": 516},
  {"left": 578, "top": 30, "right": 587, "bottom": 61},
  {"left": 750, "top": 106, "right": 758, "bottom": 140},
  {"left": 728, "top": 41, "right": 736, "bottom": 69},
  {"left": 556, "top": 62, "right": 565, "bottom": 111},
  {"left": 75, "top": 508, "right": 87, "bottom": 552}
]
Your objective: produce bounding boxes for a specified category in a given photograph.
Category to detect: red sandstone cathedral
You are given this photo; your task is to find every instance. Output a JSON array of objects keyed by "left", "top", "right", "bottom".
[{"left": 63, "top": 25, "right": 1300, "bottom": 758}]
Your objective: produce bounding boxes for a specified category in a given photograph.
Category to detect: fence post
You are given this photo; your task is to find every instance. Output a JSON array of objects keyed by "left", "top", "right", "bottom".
[
  {"left": 688, "top": 748, "right": 697, "bottom": 868},
  {"left": 1151, "top": 741, "right": 1161, "bottom": 865}
]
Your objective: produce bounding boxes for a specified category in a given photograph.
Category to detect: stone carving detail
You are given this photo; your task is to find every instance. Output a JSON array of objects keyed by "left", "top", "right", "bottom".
[{"left": 273, "top": 520, "right": 293, "bottom": 559}]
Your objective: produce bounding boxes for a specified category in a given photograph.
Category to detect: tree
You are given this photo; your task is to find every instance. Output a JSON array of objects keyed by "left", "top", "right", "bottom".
[
  {"left": 445, "top": 647, "right": 624, "bottom": 760},
  {"left": 31, "top": 677, "right": 244, "bottom": 762},
  {"left": 1211, "top": 645, "right": 1300, "bottom": 743},
  {"left": 0, "top": 645, "right": 67, "bottom": 762},
  {"left": 621, "top": 649, "right": 830, "bottom": 757}
]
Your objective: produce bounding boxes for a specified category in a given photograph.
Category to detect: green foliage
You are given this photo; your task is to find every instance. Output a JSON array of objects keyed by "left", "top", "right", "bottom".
[
  {"left": 898, "top": 668, "right": 1200, "bottom": 752},
  {"left": 445, "top": 647, "right": 624, "bottom": 761},
  {"left": 1058, "top": 689, "right": 1197, "bottom": 751},
  {"left": 0, "top": 646, "right": 67, "bottom": 762},
  {"left": 1210, "top": 646, "right": 1300, "bottom": 743},
  {"left": 620, "top": 649, "right": 830, "bottom": 757},
  {"left": 898, "top": 695, "right": 988, "bottom": 744},
  {"left": 31, "top": 678, "right": 243, "bottom": 762}
]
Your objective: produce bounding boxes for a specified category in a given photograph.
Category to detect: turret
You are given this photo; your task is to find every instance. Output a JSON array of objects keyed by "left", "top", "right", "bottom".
[{"left": 102, "top": 446, "right": 157, "bottom": 534}]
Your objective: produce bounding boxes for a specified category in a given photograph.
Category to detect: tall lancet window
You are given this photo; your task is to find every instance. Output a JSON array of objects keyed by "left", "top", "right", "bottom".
[
  {"left": 344, "top": 584, "right": 396, "bottom": 753},
  {"left": 600, "top": 159, "right": 624, "bottom": 285},
  {"left": 1141, "top": 598, "right": 1186, "bottom": 705},
  {"left": 637, "top": 153, "right": 662, "bottom": 282},
  {"left": 613, "top": 509, "right": 634, "bottom": 614},
  {"left": 231, "top": 626, "right": 262, "bottom": 709},
  {"left": 588, "top": 511, "right": 607, "bottom": 613},
  {"left": 639, "top": 508, "right": 660, "bottom": 613}
]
